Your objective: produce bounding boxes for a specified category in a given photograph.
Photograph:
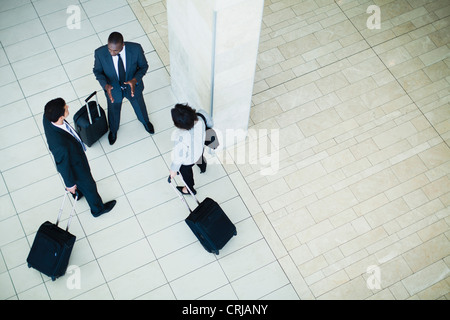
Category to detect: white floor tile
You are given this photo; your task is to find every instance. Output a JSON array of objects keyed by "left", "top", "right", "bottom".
[
  {"left": 19, "top": 66, "right": 69, "bottom": 98},
  {"left": 47, "top": 19, "right": 96, "bottom": 48},
  {"left": 11, "top": 50, "right": 60, "bottom": 80},
  {"left": 3, "top": 34, "right": 53, "bottom": 64},
  {"left": 106, "top": 137, "right": 159, "bottom": 173},
  {"left": 2, "top": 155, "right": 56, "bottom": 192},
  {"left": 136, "top": 197, "right": 188, "bottom": 236},
  {"left": 159, "top": 241, "right": 216, "bottom": 282},
  {"left": 0, "top": 82, "right": 24, "bottom": 108},
  {"left": 0, "top": 215, "right": 24, "bottom": 247},
  {"left": 10, "top": 174, "right": 64, "bottom": 214},
  {"left": 90, "top": 6, "right": 136, "bottom": 33},
  {"left": 87, "top": 217, "right": 145, "bottom": 258},
  {"left": 136, "top": 284, "right": 176, "bottom": 300},
  {"left": 107, "top": 261, "right": 167, "bottom": 299},
  {"left": 97, "top": 238, "right": 156, "bottom": 282},
  {"left": 128, "top": 178, "right": 176, "bottom": 214},
  {"left": 170, "top": 261, "right": 229, "bottom": 300},
  {"left": 0, "top": 117, "right": 41, "bottom": 150},
  {"left": 231, "top": 261, "right": 289, "bottom": 300},
  {"left": 0, "top": 18, "right": 45, "bottom": 46},
  {"left": 0, "top": 100, "right": 32, "bottom": 129},
  {"left": 219, "top": 239, "right": 276, "bottom": 282},
  {"left": 116, "top": 156, "right": 168, "bottom": 193},
  {"left": 147, "top": 221, "right": 197, "bottom": 258}
]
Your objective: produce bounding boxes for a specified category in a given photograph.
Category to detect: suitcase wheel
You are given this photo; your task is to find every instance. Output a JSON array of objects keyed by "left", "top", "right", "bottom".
[
  {"left": 213, "top": 250, "right": 219, "bottom": 255},
  {"left": 27, "top": 263, "right": 31, "bottom": 268},
  {"left": 51, "top": 276, "right": 56, "bottom": 281}
]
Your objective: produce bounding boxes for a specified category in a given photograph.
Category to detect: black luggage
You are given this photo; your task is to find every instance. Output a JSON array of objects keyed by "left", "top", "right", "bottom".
[
  {"left": 196, "top": 112, "right": 219, "bottom": 150},
  {"left": 73, "top": 91, "right": 108, "bottom": 147},
  {"left": 169, "top": 174, "right": 237, "bottom": 254},
  {"left": 27, "top": 191, "right": 78, "bottom": 281}
]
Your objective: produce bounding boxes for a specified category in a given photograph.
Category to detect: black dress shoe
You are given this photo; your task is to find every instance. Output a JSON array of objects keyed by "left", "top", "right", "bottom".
[
  {"left": 92, "top": 200, "right": 117, "bottom": 218},
  {"left": 144, "top": 122, "right": 155, "bottom": 134},
  {"left": 176, "top": 186, "right": 197, "bottom": 195},
  {"left": 108, "top": 132, "right": 117, "bottom": 145}
]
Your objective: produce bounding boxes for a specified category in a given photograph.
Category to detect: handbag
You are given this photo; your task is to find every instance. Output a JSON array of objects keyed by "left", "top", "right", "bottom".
[{"left": 197, "top": 113, "right": 219, "bottom": 150}]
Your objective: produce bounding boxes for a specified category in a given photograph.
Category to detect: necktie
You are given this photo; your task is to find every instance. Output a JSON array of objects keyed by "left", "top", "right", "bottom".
[
  {"left": 118, "top": 53, "right": 126, "bottom": 86},
  {"left": 65, "top": 122, "right": 86, "bottom": 151}
]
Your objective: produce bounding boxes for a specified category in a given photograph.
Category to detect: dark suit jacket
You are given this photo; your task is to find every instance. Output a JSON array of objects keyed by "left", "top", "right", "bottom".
[
  {"left": 93, "top": 41, "right": 148, "bottom": 103},
  {"left": 43, "top": 116, "right": 92, "bottom": 188}
]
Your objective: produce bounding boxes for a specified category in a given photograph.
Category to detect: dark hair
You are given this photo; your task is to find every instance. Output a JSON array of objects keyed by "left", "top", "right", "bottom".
[
  {"left": 44, "top": 98, "right": 66, "bottom": 123},
  {"left": 108, "top": 32, "right": 124, "bottom": 44},
  {"left": 171, "top": 103, "right": 198, "bottom": 130}
]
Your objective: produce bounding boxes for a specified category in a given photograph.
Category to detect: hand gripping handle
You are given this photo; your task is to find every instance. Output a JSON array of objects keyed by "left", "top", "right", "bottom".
[{"left": 168, "top": 172, "right": 201, "bottom": 213}]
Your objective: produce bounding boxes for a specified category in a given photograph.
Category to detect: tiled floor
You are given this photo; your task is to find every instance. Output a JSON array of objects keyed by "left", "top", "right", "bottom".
[{"left": 0, "top": 0, "right": 449, "bottom": 300}]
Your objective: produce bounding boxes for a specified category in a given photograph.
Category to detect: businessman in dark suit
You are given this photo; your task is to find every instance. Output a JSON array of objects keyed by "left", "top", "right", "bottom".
[
  {"left": 93, "top": 31, "right": 154, "bottom": 145},
  {"left": 43, "top": 98, "right": 116, "bottom": 217}
]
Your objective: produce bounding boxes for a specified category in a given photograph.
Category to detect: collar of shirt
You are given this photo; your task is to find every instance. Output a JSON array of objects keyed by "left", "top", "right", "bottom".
[{"left": 52, "top": 121, "right": 82, "bottom": 141}]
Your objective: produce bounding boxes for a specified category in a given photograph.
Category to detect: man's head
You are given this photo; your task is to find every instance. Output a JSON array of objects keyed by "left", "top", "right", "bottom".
[
  {"left": 107, "top": 32, "right": 124, "bottom": 56},
  {"left": 44, "top": 98, "right": 68, "bottom": 123}
]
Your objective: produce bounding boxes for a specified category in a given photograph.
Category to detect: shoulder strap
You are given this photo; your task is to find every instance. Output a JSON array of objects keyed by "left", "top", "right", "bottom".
[{"left": 196, "top": 112, "right": 210, "bottom": 130}]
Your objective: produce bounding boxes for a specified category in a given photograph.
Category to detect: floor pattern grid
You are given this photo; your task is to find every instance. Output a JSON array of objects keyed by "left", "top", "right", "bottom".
[{"left": 0, "top": 0, "right": 449, "bottom": 300}]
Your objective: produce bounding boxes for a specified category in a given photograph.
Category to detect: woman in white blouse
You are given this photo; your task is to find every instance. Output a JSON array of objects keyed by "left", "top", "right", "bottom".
[{"left": 169, "top": 103, "right": 214, "bottom": 195}]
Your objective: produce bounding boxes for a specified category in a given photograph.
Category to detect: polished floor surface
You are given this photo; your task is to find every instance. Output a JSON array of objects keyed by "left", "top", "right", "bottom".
[{"left": 0, "top": 0, "right": 449, "bottom": 300}]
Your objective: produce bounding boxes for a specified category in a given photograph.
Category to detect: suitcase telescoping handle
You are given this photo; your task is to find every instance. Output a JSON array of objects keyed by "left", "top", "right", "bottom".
[
  {"left": 56, "top": 190, "right": 78, "bottom": 232},
  {"left": 84, "top": 91, "right": 101, "bottom": 125},
  {"left": 168, "top": 172, "right": 200, "bottom": 213}
]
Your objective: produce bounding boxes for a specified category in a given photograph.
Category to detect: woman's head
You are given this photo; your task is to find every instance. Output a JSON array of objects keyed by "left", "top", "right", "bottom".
[{"left": 171, "top": 103, "right": 198, "bottom": 130}]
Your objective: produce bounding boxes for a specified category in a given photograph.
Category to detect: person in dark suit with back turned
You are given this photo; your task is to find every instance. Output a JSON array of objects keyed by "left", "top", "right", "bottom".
[
  {"left": 93, "top": 31, "right": 154, "bottom": 145},
  {"left": 43, "top": 98, "right": 116, "bottom": 217}
]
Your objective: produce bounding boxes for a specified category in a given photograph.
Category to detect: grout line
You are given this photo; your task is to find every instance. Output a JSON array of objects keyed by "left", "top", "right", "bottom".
[{"left": 333, "top": 0, "right": 449, "bottom": 149}]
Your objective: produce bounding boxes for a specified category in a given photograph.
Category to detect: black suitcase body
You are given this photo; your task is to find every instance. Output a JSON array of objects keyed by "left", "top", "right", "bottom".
[
  {"left": 27, "top": 222, "right": 76, "bottom": 281},
  {"left": 185, "top": 197, "right": 237, "bottom": 254},
  {"left": 169, "top": 175, "right": 237, "bottom": 255},
  {"left": 27, "top": 192, "right": 77, "bottom": 281},
  {"left": 73, "top": 91, "right": 108, "bottom": 147}
]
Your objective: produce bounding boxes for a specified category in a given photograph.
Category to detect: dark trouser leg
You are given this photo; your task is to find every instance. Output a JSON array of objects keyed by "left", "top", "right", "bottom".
[
  {"left": 126, "top": 91, "right": 150, "bottom": 126},
  {"left": 196, "top": 149, "right": 207, "bottom": 173},
  {"left": 107, "top": 99, "right": 123, "bottom": 134},
  {"left": 179, "top": 164, "right": 195, "bottom": 192},
  {"left": 76, "top": 174, "right": 104, "bottom": 216}
]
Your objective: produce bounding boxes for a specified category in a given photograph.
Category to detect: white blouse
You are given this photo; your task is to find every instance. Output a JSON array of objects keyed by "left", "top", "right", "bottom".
[{"left": 170, "top": 109, "right": 213, "bottom": 172}]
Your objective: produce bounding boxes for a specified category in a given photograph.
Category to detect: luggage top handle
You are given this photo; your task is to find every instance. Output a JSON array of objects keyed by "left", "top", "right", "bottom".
[
  {"left": 56, "top": 190, "right": 79, "bottom": 232},
  {"left": 84, "top": 91, "right": 101, "bottom": 125},
  {"left": 168, "top": 172, "right": 200, "bottom": 213}
]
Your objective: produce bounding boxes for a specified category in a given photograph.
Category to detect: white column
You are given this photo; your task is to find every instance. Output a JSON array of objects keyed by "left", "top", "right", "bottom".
[{"left": 167, "top": 0, "right": 264, "bottom": 148}]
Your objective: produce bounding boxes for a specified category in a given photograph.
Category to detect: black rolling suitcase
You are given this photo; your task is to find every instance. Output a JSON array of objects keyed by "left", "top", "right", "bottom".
[
  {"left": 73, "top": 91, "right": 108, "bottom": 147},
  {"left": 169, "top": 174, "right": 237, "bottom": 254},
  {"left": 27, "top": 191, "right": 78, "bottom": 281}
]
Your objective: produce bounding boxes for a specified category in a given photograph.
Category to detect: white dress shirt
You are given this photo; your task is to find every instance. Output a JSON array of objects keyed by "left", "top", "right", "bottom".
[{"left": 112, "top": 45, "right": 126, "bottom": 79}]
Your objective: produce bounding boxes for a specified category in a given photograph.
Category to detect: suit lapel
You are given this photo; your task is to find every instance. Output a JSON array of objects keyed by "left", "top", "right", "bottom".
[{"left": 104, "top": 46, "right": 119, "bottom": 82}]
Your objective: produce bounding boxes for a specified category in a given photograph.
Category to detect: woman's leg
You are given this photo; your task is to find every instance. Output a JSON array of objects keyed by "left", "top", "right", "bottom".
[{"left": 179, "top": 164, "right": 196, "bottom": 193}]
